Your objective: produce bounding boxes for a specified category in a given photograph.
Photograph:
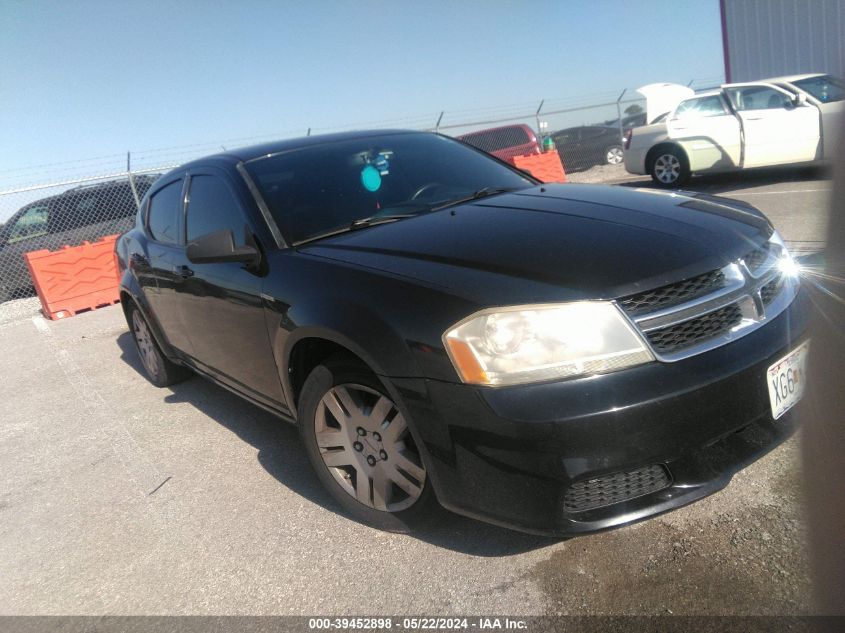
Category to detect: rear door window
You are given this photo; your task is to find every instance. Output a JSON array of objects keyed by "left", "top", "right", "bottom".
[
  {"left": 49, "top": 192, "right": 99, "bottom": 232},
  {"left": 675, "top": 95, "right": 727, "bottom": 118},
  {"left": 98, "top": 184, "right": 138, "bottom": 221},
  {"left": 147, "top": 180, "right": 183, "bottom": 245}
]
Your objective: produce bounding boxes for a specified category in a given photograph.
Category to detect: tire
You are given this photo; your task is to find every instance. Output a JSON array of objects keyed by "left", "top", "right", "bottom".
[
  {"left": 604, "top": 145, "right": 624, "bottom": 165},
  {"left": 298, "top": 355, "right": 439, "bottom": 532},
  {"left": 126, "top": 301, "right": 191, "bottom": 387},
  {"left": 649, "top": 146, "right": 690, "bottom": 187}
]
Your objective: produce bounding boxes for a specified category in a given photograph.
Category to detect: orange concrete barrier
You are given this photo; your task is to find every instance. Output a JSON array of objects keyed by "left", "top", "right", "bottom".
[
  {"left": 513, "top": 150, "right": 567, "bottom": 183},
  {"left": 24, "top": 235, "right": 121, "bottom": 320}
]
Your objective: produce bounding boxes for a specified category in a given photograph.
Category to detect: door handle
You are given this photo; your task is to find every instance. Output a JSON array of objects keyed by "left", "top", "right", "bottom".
[
  {"left": 176, "top": 265, "right": 194, "bottom": 279},
  {"left": 745, "top": 117, "right": 763, "bottom": 121}
]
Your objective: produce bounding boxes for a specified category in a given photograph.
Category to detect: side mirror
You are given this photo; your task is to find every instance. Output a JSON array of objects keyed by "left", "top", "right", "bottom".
[
  {"left": 792, "top": 93, "right": 807, "bottom": 107},
  {"left": 186, "top": 229, "right": 260, "bottom": 266}
]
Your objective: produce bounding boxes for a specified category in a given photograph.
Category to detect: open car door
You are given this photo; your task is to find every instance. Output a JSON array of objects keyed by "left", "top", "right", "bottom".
[{"left": 723, "top": 83, "right": 820, "bottom": 168}]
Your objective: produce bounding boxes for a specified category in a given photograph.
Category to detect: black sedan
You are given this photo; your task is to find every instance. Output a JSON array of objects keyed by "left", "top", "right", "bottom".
[
  {"left": 551, "top": 125, "right": 625, "bottom": 172},
  {"left": 116, "top": 130, "right": 809, "bottom": 536}
]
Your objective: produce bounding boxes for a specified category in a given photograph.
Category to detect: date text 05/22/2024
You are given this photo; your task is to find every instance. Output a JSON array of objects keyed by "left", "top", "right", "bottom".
[{"left": 308, "top": 617, "right": 528, "bottom": 630}]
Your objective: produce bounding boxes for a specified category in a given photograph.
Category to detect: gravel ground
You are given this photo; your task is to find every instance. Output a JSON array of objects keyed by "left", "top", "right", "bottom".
[
  {"left": 0, "top": 174, "right": 831, "bottom": 616},
  {"left": 564, "top": 163, "right": 631, "bottom": 184},
  {"left": 0, "top": 297, "right": 41, "bottom": 328}
]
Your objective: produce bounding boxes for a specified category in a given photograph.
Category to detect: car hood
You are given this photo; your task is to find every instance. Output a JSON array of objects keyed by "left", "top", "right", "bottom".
[
  {"left": 636, "top": 83, "right": 695, "bottom": 123},
  {"left": 299, "top": 184, "right": 772, "bottom": 306}
]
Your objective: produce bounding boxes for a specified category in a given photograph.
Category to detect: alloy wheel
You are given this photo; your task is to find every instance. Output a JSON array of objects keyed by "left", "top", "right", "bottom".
[
  {"left": 314, "top": 383, "right": 426, "bottom": 512},
  {"left": 654, "top": 153, "right": 681, "bottom": 184},
  {"left": 131, "top": 310, "right": 159, "bottom": 376},
  {"left": 606, "top": 147, "right": 624, "bottom": 165}
]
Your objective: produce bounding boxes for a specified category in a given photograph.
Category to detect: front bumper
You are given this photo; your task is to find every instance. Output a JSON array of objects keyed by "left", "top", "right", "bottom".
[{"left": 391, "top": 287, "right": 810, "bottom": 536}]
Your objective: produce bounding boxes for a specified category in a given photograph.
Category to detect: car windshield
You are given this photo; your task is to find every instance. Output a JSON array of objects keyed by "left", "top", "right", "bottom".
[
  {"left": 243, "top": 132, "right": 534, "bottom": 245},
  {"left": 791, "top": 74, "right": 845, "bottom": 103}
]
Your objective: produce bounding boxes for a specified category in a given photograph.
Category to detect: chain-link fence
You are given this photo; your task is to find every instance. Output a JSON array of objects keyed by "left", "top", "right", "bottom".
[
  {"left": 436, "top": 77, "right": 723, "bottom": 181},
  {"left": 0, "top": 170, "right": 165, "bottom": 303},
  {"left": 0, "top": 78, "right": 724, "bottom": 305},
  {"left": 444, "top": 95, "right": 646, "bottom": 182}
]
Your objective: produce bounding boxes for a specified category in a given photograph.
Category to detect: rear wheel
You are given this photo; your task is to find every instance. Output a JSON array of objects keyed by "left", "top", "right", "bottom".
[
  {"left": 604, "top": 145, "right": 624, "bottom": 165},
  {"left": 126, "top": 302, "right": 191, "bottom": 387},
  {"left": 649, "top": 147, "right": 690, "bottom": 187},
  {"left": 298, "top": 356, "right": 438, "bottom": 532}
]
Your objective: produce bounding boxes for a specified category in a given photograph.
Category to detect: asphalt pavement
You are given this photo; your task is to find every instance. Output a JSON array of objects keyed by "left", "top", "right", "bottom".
[{"left": 0, "top": 171, "right": 831, "bottom": 616}]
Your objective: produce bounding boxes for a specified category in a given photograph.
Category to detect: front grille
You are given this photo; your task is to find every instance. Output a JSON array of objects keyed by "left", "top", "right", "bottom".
[
  {"left": 760, "top": 276, "right": 783, "bottom": 306},
  {"left": 645, "top": 303, "right": 743, "bottom": 354},
  {"left": 619, "top": 244, "right": 797, "bottom": 361},
  {"left": 564, "top": 464, "right": 671, "bottom": 513},
  {"left": 743, "top": 244, "right": 770, "bottom": 273},
  {"left": 619, "top": 269, "right": 726, "bottom": 316}
]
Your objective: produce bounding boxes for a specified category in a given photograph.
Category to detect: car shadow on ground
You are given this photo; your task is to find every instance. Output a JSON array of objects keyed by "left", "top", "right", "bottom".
[
  {"left": 615, "top": 164, "right": 831, "bottom": 194},
  {"left": 116, "top": 332, "right": 559, "bottom": 556}
]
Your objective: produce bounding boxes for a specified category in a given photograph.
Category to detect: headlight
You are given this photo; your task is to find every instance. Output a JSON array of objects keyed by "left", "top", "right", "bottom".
[
  {"left": 443, "top": 302, "right": 654, "bottom": 386},
  {"left": 769, "top": 230, "right": 800, "bottom": 278}
]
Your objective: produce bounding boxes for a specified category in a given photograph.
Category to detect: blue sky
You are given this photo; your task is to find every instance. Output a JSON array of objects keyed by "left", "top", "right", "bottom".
[{"left": 0, "top": 1, "right": 724, "bottom": 184}]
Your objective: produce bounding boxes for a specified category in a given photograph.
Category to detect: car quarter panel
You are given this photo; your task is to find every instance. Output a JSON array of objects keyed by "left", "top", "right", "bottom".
[{"left": 624, "top": 124, "right": 669, "bottom": 174}]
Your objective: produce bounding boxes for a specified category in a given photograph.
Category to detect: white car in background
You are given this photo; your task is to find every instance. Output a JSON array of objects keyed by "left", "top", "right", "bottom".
[{"left": 624, "top": 73, "right": 844, "bottom": 186}]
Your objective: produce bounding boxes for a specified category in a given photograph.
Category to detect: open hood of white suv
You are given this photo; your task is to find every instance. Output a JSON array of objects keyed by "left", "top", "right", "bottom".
[{"left": 636, "top": 83, "right": 695, "bottom": 123}]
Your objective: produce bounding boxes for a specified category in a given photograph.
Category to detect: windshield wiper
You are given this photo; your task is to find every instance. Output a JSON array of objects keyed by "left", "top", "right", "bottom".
[
  {"left": 348, "top": 213, "right": 416, "bottom": 229},
  {"left": 431, "top": 187, "right": 520, "bottom": 211},
  {"left": 292, "top": 189, "right": 516, "bottom": 247},
  {"left": 293, "top": 214, "right": 416, "bottom": 247}
]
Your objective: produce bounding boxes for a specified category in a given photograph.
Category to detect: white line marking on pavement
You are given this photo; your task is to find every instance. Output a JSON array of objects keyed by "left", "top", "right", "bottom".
[
  {"left": 31, "top": 315, "right": 168, "bottom": 496},
  {"left": 31, "top": 314, "right": 50, "bottom": 334},
  {"left": 29, "top": 314, "right": 228, "bottom": 611},
  {"left": 731, "top": 188, "right": 831, "bottom": 196}
]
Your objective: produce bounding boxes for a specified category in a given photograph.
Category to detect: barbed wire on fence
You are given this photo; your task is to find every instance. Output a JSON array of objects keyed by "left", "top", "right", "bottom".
[{"left": 2, "top": 77, "right": 725, "bottom": 189}]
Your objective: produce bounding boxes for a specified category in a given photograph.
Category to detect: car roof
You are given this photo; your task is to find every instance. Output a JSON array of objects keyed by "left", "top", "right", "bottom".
[
  {"left": 177, "top": 129, "right": 424, "bottom": 171},
  {"left": 13, "top": 175, "right": 146, "bottom": 213}
]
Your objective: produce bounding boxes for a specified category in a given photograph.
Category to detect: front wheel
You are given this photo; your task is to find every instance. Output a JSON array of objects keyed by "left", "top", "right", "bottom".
[
  {"left": 298, "top": 356, "right": 439, "bottom": 532},
  {"left": 649, "top": 147, "right": 690, "bottom": 187}
]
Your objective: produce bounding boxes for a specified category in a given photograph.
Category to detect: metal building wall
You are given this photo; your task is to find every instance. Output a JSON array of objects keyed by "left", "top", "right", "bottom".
[{"left": 721, "top": 0, "right": 845, "bottom": 82}]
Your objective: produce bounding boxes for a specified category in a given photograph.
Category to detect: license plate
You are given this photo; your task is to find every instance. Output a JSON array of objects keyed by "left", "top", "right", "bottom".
[{"left": 767, "top": 341, "right": 810, "bottom": 420}]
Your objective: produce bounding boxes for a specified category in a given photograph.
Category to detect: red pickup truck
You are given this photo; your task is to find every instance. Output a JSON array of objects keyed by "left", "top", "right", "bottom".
[{"left": 456, "top": 124, "right": 541, "bottom": 162}]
